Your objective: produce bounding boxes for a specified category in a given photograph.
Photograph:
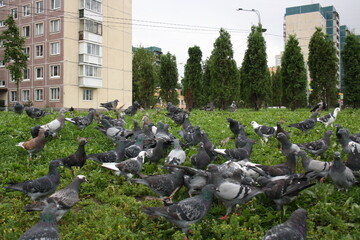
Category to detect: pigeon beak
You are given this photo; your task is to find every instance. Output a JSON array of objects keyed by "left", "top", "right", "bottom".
[{"left": 215, "top": 188, "right": 220, "bottom": 192}]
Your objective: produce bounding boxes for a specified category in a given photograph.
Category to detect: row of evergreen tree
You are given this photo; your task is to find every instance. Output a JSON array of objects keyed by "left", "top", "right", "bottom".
[{"left": 133, "top": 25, "right": 360, "bottom": 110}]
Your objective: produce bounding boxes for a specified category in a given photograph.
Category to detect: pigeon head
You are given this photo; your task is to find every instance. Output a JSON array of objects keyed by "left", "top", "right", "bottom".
[
  {"left": 41, "top": 203, "right": 59, "bottom": 223},
  {"left": 250, "top": 121, "right": 259, "bottom": 129},
  {"left": 206, "top": 164, "right": 219, "bottom": 173},
  {"left": 200, "top": 184, "right": 219, "bottom": 200},
  {"left": 50, "top": 159, "right": 64, "bottom": 167},
  {"left": 76, "top": 175, "right": 89, "bottom": 183}
]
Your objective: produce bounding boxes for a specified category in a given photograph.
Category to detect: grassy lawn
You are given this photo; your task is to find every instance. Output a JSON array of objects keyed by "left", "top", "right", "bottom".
[{"left": 0, "top": 108, "right": 360, "bottom": 239}]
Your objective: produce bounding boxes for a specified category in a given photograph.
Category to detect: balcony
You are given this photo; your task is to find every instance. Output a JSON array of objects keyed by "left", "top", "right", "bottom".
[
  {"left": 79, "top": 54, "right": 102, "bottom": 66},
  {"left": 79, "top": 9, "right": 102, "bottom": 22},
  {"left": 79, "top": 31, "right": 102, "bottom": 43},
  {"left": 79, "top": 76, "right": 102, "bottom": 88}
]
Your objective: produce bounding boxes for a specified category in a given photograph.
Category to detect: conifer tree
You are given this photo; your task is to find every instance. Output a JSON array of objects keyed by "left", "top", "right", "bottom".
[
  {"left": 271, "top": 67, "right": 282, "bottom": 108},
  {"left": 159, "top": 52, "right": 179, "bottom": 105}
]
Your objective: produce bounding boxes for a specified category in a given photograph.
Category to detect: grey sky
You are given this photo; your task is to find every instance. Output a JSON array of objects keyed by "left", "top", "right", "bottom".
[{"left": 132, "top": 0, "right": 360, "bottom": 78}]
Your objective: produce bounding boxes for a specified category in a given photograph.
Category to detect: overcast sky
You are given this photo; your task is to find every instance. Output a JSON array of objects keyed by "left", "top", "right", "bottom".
[{"left": 132, "top": 0, "right": 360, "bottom": 78}]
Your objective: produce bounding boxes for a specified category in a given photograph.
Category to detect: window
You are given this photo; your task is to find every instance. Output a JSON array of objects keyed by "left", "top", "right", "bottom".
[
  {"left": 0, "top": 0, "right": 5, "bottom": 7},
  {"left": 83, "top": 89, "right": 93, "bottom": 100},
  {"left": 80, "top": 19, "right": 102, "bottom": 35},
  {"left": 86, "top": 43, "right": 101, "bottom": 56},
  {"left": 23, "top": 4, "right": 30, "bottom": 16},
  {"left": 35, "top": 89, "right": 43, "bottom": 101},
  {"left": 50, "top": 65, "right": 60, "bottom": 77},
  {"left": 10, "top": 91, "right": 17, "bottom": 102},
  {"left": 23, "top": 46, "right": 30, "bottom": 57},
  {"left": 0, "top": 39, "right": 4, "bottom": 47},
  {"left": 10, "top": 8, "right": 17, "bottom": 18},
  {"left": 0, "top": 61, "right": 4, "bottom": 67},
  {"left": 22, "top": 26, "right": 30, "bottom": 37},
  {"left": 22, "top": 90, "right": 30, "bottom": 102},
  {"left": 35, "top": 67, "right": 43, "bottom": 79},
  {"left": 50, "top": 19, "right": 60, "bottom": 33},
  {"left": 50, "top": 0, "right": 60, "bottom": 9},
  {"left": 82, "top": 0, "right": 102, "bottom": 13},
  {"left": 35, "top": 23, "right": 44, "bottom": 36},
  {"left": 23, "top": 68, "right": 30, "bottom": 80},
  {"left": 50, "top": 88, "right": 60, "bottom": 100},
  {"left": 35, "top": 1, "right": 44, "bottom": 13},
  {"left": 80, "top": 65, "right": 101, "bottom": 77},
  {"left": 35, "top": 45, "right": 43, "bottom": 57},
  {"left": 50, "top": 42, "right": 60, "bottom": 55},
  {"left": 0, "top": 21, "right": 4, "bottom": 27}
]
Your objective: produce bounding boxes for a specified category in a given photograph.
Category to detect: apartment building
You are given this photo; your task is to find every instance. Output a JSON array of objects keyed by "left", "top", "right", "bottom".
[{"left": 0, "top": 0, "right": 132, "bottom": 109}]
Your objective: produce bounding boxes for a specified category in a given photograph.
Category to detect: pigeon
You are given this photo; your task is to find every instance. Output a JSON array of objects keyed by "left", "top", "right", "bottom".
[
  {"left": 19, "top": 203, "right": 60, "bottom": 240},
  {"left": 275, "top": 121, "right": 290, "bottom": 140},
  {"left": 317, "top": 107, "right": 340, "bottom": 128},
  {"left": 145, "top": 138, "right": 165, "bottom": 165},
  {"left": 58, "top": 138, "right": 88, "bottom": 174},
  {"left": 24, "top": 175, "right": 88, "bottom": 221},
  {"left": 262, "top": 208, "right": 308, "bottom": 240},
  {"left": 179, "top": 125, "right": 202, "bottom": 147},
  {"left": 65, "top": 108, "right": 97, "bottom": 130},
  {"left": 165, "top": 111, "right": 187, "bottom": 125},
  {"left": 298, "top": 150, "right": 332, "bottom": 180},
  {"left": 166, "top": 102, "right": 182, "bottom": 114},
  {"left": 4, "top": 160, "right": 63, "bottom": 200},
  {"left": 310, "top": 101, "right": 327, "bottom": 112},
  {"left": 86, "top": 140, "right": 128, "bottom": 163},
  {"left": 14, "top": 102, "right": 24, "bottom": 114},
  {"left": 336, "top": 127, "right": 360, "bottom": 154},
  {"left": 257, "top": 173, "right": 316, "bottom": 210},
  {"left": 39, "top": 108, "right": 67, "bottom": 137},
  {"left": 155, "top": 122, "right": 174, "bottom": 142},
  {"left": 142, "top": 184, "right": 218, "bottom": 240},
  {"left": 235, "top": 126, "right": 250, "bottom": 148},
  {"left": 101, "top": 151, "right": 147, "bottom": 183},
  {"left": 229, "top": 101, "right": 237, "bottom": 112},
  {"left": 226, "top": 118, "right": 243, "bottom": 135},
  {"left": 17, "top": 128, "right": 46, "bottom": 160},
  {"left": 124, "top": 101, "right": 141, "bottom": 116},
  {"left": 251, "top": 121, "right": 277, "bottom": 143},
  {"left": 25, "top": 107, "right": 52, "bottom": 119},
  {"left": 276, "top": 132, "right": 300, "bottom": 157},
  {"left": 213, "top": 139, "right": 256, "bottom": 161},
  {"left": 345, "top": 143, "right": 360, "bottom": 177},
  {"left": 201, "top": 102, "right": 215, "bottom": 111},
  {"left": 30, "top": 124, "right": 51, "bottom": 138},
  {"left": 200, "top": 131, "right": 217, "bottom": 161},
  {"left": 125, "top": 135, "right": 144, "bottom": 158},
  {"left": 288, "top": 112, "right": 318, "bottom": 133},
  {"left": 99, "top": 119, "right": 133, "bottom": 143},
  {"left": 132, "top": 169, "right": 184, "bottom": 203},
  {"left": 100, "top": 99, "right": 119, "bottom": 110},
  {"left": 191, "top": 142, "right": 211, "bottom": 170},
  {"left": 298, "top": 130, "right": 333, "bottom": 157},
  {"left": 165, "top": 139, "right": 186, "bottom": 165},
  {"left": 349, "top": 132, "right": 360, "bottom": 143},
  {"left": 329, "top": 152, "right": 357, "bottom": 190}
]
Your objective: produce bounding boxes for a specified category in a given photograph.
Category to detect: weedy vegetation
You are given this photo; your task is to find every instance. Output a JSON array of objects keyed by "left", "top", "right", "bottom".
[{"left": 1, "top": 108, "right": 360, "bottom": 239}]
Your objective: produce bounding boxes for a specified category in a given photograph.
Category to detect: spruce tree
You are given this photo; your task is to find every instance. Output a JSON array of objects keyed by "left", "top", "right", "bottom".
[
  {"left": 281, "top": 35, "right": 307, "bottom": 110},
  {"left": 159, "top": 52, "right": 179, "bottom": 105},
  {"left": 271, "top": 67, "right": 283, "bottom": 108},
  {"left": 342, "top": 32, "right": 360, "bottom": 108},
  {"left": 240, "top": 25, "right": 270, "bottom": 110},
  {"left": 308, "top": 27, "right": 338, "bottom": 107},
  {"left": 0, "top": 15, "right": 28, "bottom": 103},
  {"left": 182, "top": 46, "right": 203, "bottom": 110}
]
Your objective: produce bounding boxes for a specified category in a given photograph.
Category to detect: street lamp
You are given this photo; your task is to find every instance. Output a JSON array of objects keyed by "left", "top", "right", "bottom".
[{"left": 236, "top": 8, "right": 267, "bottom": 32}]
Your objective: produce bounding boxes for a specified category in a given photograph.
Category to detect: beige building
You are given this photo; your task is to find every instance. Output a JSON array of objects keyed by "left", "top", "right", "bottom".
[{"left": 0, "top": 0, "right": 132, "bottom": 109}]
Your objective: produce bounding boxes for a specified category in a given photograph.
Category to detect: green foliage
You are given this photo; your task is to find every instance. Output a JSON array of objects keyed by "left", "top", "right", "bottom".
[
  {"left": 240, "top": 25, "right": 271, "bottom": 110},
  {"left": 182, "top": 46, "right": 203, "bottom": 110},
  {"left": 208, "top": 28, "right": 240, "bottom": 110},
  {"left": 1, "top": 108, "right": 360, "bottom": 239},
  {"left": 0, "top": 15, "right": 28, "bottom": 99},
  {"left": 271, "top": 68, "right": 282, "bottom": 107},
  {"left": 201, "top": 58, "right": 212, "bottom": 107},
  {"left": 308, "top": 27, "right": 339, "bottom": 107},
  {"left": 342, "top": 32, "right": 360, "bottom": 108},
  {"left": 281, "top": 35, "right": 307, "bottom": 110},
  {"left": 132, "top": 48, "right": 157, "bottom": 109},
  {"left": 159, "top": 52, "right": 179, "bottom": 105}
]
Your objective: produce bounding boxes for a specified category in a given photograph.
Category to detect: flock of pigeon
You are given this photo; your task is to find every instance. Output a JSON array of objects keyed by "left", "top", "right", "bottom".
[{"left": 3, "top": 100, "right": 360, "bottom": 240}]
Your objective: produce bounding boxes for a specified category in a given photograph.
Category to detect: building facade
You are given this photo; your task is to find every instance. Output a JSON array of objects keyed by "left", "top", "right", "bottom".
[{"left": 0, "top": 0, "right": 132, "bottom": 109}]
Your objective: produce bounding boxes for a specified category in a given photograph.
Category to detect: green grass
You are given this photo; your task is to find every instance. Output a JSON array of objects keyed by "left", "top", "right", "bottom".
[{"left": 1, "top": 108, "right": 360, "bottom": 239}]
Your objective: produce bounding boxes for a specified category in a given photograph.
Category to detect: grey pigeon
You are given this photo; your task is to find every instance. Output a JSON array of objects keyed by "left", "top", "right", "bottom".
[
  {"left": 24, "top": 175, "right": 88, "bottom": 221},
  {"left": 19, "top": 203, "right": 59, "bottom": 240},
  {"left": 329, "top": 152, "right": 357, "bottom": 190},
  {"left": 298, "top": 130, "right": 333, "bottom": 157},
  {"left": 336, "top": 127, "right": 360, "bottom": 154},
  {"left": 98, "top": 119, "right": 133, "bottom": 143},
  {"left": 179, "top": 125, "right": 202, "bottom": 147},
  {"left": 201, "top": 102, "right": 215, "bottom": 111},
  {"left": 251, "top": 121, "right": 277, "bottom": 143},
  {"left": 235, "top": 126, "right": 251, "bottom": 148},
  {"left": 262, "top": 208, "right": 308, "bottom": 240},
  {"left": 166, "top": 102, "right": 182, "bottom": 114},
  {"left": 317, "top": 107, "right": 340, "bottom": 127},
  {"left": 125, "top": 135, "right": 144, "bottom": 158},
  {"left": 276, "top": 132, "right": 300, "bottom": 157},
  {"left": 191, "top": 142, "right": 211, "bottom": 170},
  {"left": 100, "top": 99, "right": 119, "bottom": 110},
  {"left": 310, "top": 101, "right": 327, "bottom": 112},
  {"left": 14, "top": 102, "right": 24, "bottom": 114},
  {"left": 39, "top": 108, "right": 67, "bottom": 137},
  {"left": 65, "top": 108, "right": 97, "bottom": 130},
  {"left": 288, "top": 112, "right": 318, "bottom": 133},
  {"left": 213, "top": 139, "right": 256, "bottom": 161},
  {"left": 25, "top": 106, "right": 52, "bottom": 119},
  {"left": 275, "top": 121, "right": 290, "bottom": 140},
  {"left": 155, "top": 122, "right": 174, "bottom": 142},
  {"left": 142, "top": 184, "right": 218, "bottom": 240},
  {"left": 86, "top": 140, "right": 128, "bottom": 163},
  {"left": 101, "top": 151, "right": 147, "bottom": 183},
  {"left": 345, "top": 143, "right": 360, "bottom": 178},
  {"left": 4, "top": 160, "right": 63, "bottom": 200},
  {"left": 30, "top": 124, "right": 51, "bottom": 138},
  {"left": 165, "top": 111, "right": 187, "bottom": 125},
  {"left": 229, "top": 101, "right": 237, "bottom": 112},
  {"left": 298, "top": 150, "right": 332, "bottom": 180},
  {"left": 165, "top": 139, "right": 186, "bottom": 165},
  {"left": 124, "top": 101, "right": 141, "bottom": 116},
  {"left": 145, "top": 138, "right": 165, "bottom": 165},
  {"left": 58, "top": 138, "right": 88, "bottom": 174},
  {"left": 17, "top": 128, "right": 46, "bottom": 160},
  {"left": 200, "top": 131, "right": 217, "bottom": 161},
  {"left": 226, "top": 118, "right": 243, "bottom": 135}
]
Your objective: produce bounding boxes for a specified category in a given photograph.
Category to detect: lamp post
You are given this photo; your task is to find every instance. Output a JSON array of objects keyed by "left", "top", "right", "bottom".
[{"left": 236, "top": 8, "right": 266, "bottom": 32}]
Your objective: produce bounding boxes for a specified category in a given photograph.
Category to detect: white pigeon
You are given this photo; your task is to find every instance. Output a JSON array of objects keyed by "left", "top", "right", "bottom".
[
  {"left": 251, "top": 121, "right": 277, "bottom": 143},
  {"left": 317, "top": 107, "right": 340, "bottom": 127},
  {"left": 41, "top": 108, "right": 67, "bottom": 137}
]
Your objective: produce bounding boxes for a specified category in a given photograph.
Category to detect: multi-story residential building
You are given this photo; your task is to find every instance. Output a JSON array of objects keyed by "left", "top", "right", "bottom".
[
  {"left": 0, "top": 0, "right": 132, "bottom": 110},
  {"left": 284, "top": 3, "right": 348, "bottom": 91}
]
